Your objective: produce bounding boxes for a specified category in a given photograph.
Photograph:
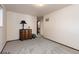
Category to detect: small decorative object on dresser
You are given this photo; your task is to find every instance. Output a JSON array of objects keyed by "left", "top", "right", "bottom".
[{"left": 19, "top": 29, "right": 32, "bottom": 41}]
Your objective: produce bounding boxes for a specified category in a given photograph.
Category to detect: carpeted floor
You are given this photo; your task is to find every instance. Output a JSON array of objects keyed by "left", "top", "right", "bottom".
[{"left": 2, "top": 35, "right": 79, "bottom": 54}]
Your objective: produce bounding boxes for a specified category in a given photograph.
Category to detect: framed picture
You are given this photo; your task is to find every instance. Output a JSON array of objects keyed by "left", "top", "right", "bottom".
[{"left": 45, "top": 18, "right": 49, "bottom": 22}]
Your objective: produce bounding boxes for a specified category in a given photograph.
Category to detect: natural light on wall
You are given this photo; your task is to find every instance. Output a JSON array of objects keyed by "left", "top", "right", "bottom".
[{"left": 0, "top": 7, "right": 3, "bottom": 27}]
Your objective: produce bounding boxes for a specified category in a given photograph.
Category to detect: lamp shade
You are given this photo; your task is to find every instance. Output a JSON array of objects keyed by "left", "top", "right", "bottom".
[{"left": 20, "top": 20, "right": 27, "bottom": 24}]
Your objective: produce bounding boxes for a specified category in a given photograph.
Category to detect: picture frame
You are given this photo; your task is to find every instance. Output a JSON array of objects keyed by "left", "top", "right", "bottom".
[{"left": 45, "top": 18, "right": 49, "bottom": 22}]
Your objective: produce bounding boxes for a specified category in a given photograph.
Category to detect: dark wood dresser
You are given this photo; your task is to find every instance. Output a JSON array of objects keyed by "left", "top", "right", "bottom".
[{"left": 19, "top": 29, "right": 32, "bottom": 41}]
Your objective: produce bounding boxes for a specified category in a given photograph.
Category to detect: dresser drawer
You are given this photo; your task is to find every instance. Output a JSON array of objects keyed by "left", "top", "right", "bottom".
[{"left": 19, "top": 29, "right": 32, "bottom": 41}]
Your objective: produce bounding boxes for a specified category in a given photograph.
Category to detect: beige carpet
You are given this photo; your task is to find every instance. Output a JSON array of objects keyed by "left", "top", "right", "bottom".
[{"left": 2, "top": 36, "right": 79, "bottom": 54}]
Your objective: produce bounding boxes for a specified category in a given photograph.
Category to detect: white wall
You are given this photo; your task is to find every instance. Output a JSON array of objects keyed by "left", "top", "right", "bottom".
[
  {"left": 0, "top": 5, "right": 7, "bottom": 52},
  {"left": 41, "top": 5, "right": 79, "bottom": 50},
  {"left": 7, "top": 11, "right": 37, "bottom": 41}
]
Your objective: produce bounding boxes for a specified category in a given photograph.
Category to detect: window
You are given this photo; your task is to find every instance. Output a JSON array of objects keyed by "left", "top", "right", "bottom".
[{"left": 0, "top": 7, "right": 3, "bottom": 27}]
